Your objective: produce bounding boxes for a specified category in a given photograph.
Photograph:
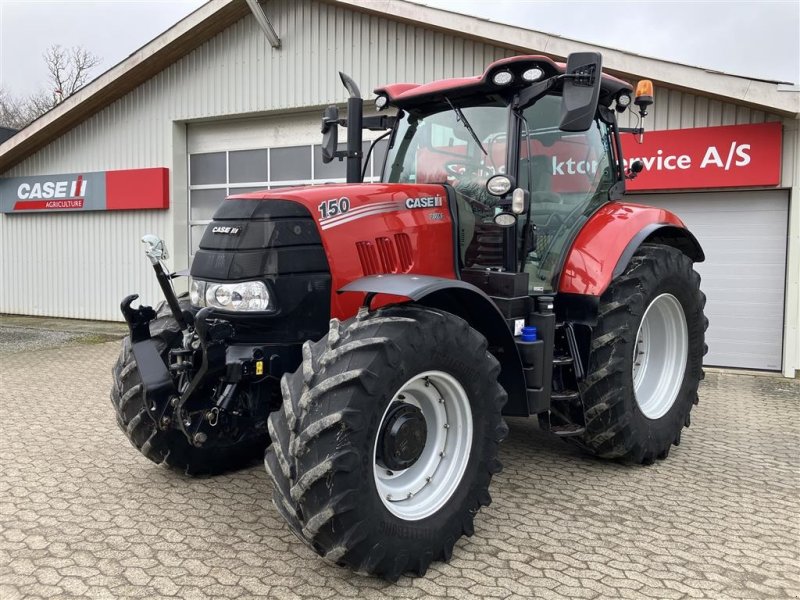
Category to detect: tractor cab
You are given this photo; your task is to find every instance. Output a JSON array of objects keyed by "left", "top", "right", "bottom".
[{"left": 324, "top": 54, "right": 652, "bottom": 295}]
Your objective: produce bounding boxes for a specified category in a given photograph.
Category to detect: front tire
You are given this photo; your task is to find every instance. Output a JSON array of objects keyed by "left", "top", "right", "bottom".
[
  {"left": 265, "top": 305, "right": 507, "bottom": 580},
  {"left": 572, "top": 244, "right": 707, "bottom": 463}
]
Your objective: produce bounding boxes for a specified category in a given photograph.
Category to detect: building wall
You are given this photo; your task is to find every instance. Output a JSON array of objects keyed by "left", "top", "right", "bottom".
[
  {"left": 0, "top": 0, "right": 516, "bottom": 320},
  {"left": 0, "top": 0, "right": 796, "bottom": 375}
]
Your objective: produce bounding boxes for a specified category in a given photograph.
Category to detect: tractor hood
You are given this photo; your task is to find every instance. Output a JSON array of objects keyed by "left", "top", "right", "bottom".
[{"left": 202, "top": 183, "right": 458, "bottom": 320}]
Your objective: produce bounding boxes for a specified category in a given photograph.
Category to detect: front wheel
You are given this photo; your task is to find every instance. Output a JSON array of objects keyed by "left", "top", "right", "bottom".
[
  {"left": 265, "top": 305, "right": 508, "bottom": 580},
  {"left": 571, "top": 244, "right": 707, "bottom": 463}
]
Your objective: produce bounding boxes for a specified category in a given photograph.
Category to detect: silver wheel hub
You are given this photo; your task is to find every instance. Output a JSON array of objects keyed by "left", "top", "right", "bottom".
[
  {"left": 373, "top": 371, "right": 473, "bottom": 521},
  {"left": 632, "top": 293, "right": 689, "bottom": 419}
]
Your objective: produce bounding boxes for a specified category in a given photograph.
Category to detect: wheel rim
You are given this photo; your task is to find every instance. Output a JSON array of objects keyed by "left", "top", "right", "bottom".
[
  {"left": 632, "top": 293, "right": 689, "bottom": 420},
  {"left": 373, "top": 371, "right": 473, "bottom": 521}
]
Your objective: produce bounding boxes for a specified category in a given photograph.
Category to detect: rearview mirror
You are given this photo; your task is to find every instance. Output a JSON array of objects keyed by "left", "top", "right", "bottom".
[
  {"left": 559, "top": 52, "right": 603, "bottom": 132},
  {"left": 320, "top": 105, "right": 340, "bottom": 164}
]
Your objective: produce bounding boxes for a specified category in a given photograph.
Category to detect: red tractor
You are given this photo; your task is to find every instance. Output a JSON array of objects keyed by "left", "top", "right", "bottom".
[{"left": 113, "top": 53, "right": 706, "bottom": 580}]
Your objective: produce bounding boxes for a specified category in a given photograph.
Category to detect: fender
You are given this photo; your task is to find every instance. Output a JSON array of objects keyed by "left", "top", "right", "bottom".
[
  {"left": 339, "top": 274, "right": 529, "bottom": 417},
  {"left": 558, "top": 202, "right": 704, "bottom": 297}
]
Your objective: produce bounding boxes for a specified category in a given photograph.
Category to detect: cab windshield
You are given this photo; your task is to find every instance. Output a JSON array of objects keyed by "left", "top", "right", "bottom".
[
  {"left": 383, "top": 101, "right": 508, "bottom": 185},
  {"left": 382, "top": 101, "right": 509, "bottom": 264}
]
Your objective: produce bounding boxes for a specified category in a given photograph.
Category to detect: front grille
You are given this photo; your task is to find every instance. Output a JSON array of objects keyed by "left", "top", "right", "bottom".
[
  {"left": 192, "top": 198, "right": 328, "bottom": 281},
  {"left": 189, "top": 197, "right": 331, "bottom": 344}
]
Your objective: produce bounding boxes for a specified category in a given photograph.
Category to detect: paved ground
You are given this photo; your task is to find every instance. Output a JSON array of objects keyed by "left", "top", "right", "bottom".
[
  {"left": 0, "top": 339, "right": 798, "bottom": 600},
  {"left": 0, "top": 314, "right": 125, "bottom": 354}
]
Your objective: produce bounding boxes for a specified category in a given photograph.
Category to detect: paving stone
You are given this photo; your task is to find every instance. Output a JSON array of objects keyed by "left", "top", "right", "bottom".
[{"left": 0, "top": 341, "right": 798, "bottom": 599}]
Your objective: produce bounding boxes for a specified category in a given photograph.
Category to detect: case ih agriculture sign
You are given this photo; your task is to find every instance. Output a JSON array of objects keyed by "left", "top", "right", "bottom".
[{"left": 0, "top": 167, "right": 169, "bottom": 213}]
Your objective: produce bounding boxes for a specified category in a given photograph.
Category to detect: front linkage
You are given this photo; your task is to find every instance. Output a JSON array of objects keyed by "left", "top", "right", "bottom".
[{"left": 120, "top": 235, "right": 267, "bottom": 450}]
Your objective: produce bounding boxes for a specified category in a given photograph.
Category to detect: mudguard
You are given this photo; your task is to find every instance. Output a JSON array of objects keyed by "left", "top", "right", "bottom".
[
  {"left": 559, "top": 202, "right": 704, "bottom": 297},
  {"left": 339, "top": 275, "right": 529, "bottom": 417}
]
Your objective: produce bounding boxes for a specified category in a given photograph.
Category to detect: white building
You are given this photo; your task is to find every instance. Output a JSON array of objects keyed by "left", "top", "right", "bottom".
[{"left": 1, "top": 0, "right": 798, "bottom": 377}]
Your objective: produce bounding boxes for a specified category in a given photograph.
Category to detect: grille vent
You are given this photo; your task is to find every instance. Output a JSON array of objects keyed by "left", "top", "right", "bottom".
[{"left": 356, "top": 233, "right": 414, "bottom": 275}]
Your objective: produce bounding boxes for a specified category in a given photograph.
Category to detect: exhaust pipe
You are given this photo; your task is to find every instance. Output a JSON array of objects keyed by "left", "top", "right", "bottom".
[{"left": 339, "top": 72, "right": 363, "bottom": 183}]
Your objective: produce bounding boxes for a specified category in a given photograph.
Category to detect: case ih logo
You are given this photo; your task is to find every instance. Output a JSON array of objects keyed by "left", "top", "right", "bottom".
[
  {"left": 0, "top": 168, "right": 169, "bottom": 214},
  {"left": 15, "top": 175, "right": 88, "bottom": 209},
  {"left": 212, "top": 226, "right": 241, "bottom": 235},
  {"left": 406, "top": 195, "right": 443, "bottom": 209}
]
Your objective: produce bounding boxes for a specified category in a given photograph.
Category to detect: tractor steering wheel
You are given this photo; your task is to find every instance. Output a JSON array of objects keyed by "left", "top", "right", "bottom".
[{"left": 444, "top": 161, "right": 491, "bottom": 179}]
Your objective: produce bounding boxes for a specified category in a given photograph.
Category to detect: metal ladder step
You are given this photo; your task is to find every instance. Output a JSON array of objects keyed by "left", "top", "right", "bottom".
[
  {"left": 550, "top": 424, "right": 586, "bottom": 437},
  {"left": 553, "top": 355, "right": 573, "bottom": 366},
  {"left": 551, "top": 390, "right": 580, "bottom": 402}
]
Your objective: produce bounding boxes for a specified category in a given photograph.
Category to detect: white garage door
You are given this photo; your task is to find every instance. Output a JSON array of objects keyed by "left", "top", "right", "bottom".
[
  {"left": 187, "top": 113, "right": 388, "bottom": 257},
  {"left": 632, "top": 190, "right": 788, "bottom": 371}
]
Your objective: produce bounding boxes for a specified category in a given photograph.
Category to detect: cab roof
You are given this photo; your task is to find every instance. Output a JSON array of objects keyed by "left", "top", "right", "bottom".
[{"left": 374, "top": 55, "right": 633, "bottom": 110}]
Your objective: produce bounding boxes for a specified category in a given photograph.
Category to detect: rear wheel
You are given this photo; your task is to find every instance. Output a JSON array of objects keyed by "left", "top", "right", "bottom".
[
  {"left": 265, "top": 305, "right": 507, "bottom": 580},
  {"left": 110, "top": 299, "right": 266, "bottom": 475},
  {"left": 571, "top": 244, "right": 707, "bottom": 463}
]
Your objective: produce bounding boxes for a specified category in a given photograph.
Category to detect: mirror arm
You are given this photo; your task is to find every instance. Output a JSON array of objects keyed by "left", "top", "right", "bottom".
[
  {"left": 618, "top": 127, "right": 645, "bottom": 135},
  {"left": 362, "top": 115, "right": 397, "bottom": 131},
  {"left": 515, "top": 77, "right": 558, "bottom": 110}
]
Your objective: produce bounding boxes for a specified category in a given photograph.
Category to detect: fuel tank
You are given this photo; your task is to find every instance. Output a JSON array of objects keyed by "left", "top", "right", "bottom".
[{"left": 213, "top": 183, "right": 457, "bottom": 320}]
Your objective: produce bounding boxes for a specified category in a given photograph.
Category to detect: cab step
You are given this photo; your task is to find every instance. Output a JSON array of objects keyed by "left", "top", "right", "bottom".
[
  {"left": 550, "top": 424, "right": 586, "bottom": 437},
  {"left": 551, "top": 390, "right": 580, "bottom": 402}
]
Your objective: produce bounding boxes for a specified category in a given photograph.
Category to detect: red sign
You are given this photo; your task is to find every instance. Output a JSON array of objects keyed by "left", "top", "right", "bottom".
[
  {"left": 1, "top": 167, "right": 169, "bottom": 213},
  {"left": 622, "top": 122, "right": 782, "bottom": 191},
  {"left": 106, "top": 168, "right": 170, "bottom": 210}
]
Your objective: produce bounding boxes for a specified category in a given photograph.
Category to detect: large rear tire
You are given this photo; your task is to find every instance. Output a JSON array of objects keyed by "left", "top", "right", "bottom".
[
  {"left": 571, "top": 244, "right": 707, "bottom": 464},
  {"left": 265, "top": 305, "right": 507, "bottom": 580},
  {"left": 110, "top": 298, "right": 266, "bottom": 475}
]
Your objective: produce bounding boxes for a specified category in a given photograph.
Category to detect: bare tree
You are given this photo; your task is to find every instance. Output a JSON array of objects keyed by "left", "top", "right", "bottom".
[
  {"left": 44, "top": 45, "right": 101, "bottom": 104},
  {"left": 0, "top": 45, "right": 100, "bottom": 131},
  {"left": 0, "top": 88, "right": 27, "bottom": 130}
]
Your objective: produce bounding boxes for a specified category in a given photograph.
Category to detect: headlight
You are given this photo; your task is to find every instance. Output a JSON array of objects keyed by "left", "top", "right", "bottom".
[
  {"left": 189, "top": 279, "right": 272, "bottom": 312},
  {"left": 190, "top": 278, "right": 204, "bottom": 306}
]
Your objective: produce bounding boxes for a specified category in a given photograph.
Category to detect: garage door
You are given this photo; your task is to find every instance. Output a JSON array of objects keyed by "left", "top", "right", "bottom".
[{"left": 632, "top": 190, "right": 788, "bottom": 371}]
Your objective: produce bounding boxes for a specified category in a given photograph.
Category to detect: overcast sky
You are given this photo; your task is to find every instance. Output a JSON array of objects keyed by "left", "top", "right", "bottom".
[{"left": 1, "top": 0, "right": 798, "bottom": 99}]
